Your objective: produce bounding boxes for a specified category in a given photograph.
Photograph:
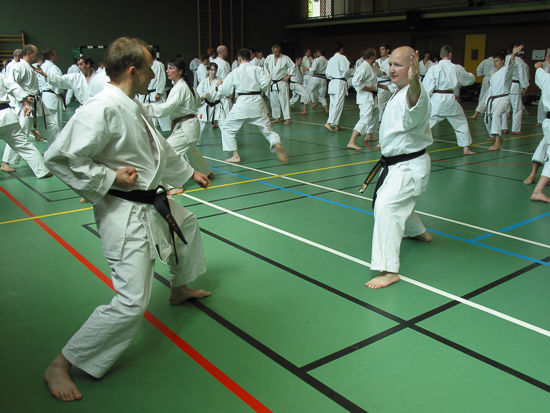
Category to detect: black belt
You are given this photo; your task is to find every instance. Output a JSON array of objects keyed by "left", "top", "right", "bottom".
[
  {"left": 108, "top": 186, "right": 187, "bottom": 264},
  {"left": 512, "top": 80, "right": 520, "bottom": 84},
  {"left": 237, "top": 91, "right": 261, "bottom": 98},
  {"left": 485, "top": 93, "right": 509, "bottom": 123},
  {"left": 332, "top": 77, "right": 347, "bottom": 81},
  {"left": 433, "top": 90, "right": 454, "bottom": 94},
  {"left": 42, "top": 89, "right": 67, "bottom": 109},
  {"left": 313, "top": 74, "right": 326, "bottom": 79},
  {"left": 0, "top": 102, "right": 10, "bottom": 110},
  {"left": 205, "top": 100, "right": 221, "bottom": 126},
  {"left": 205, "top": 99, "right": 221, "bottom": 107},
  {"left": 546, "top": 112, "right": 550, "bottom": 119},
  {"left": 31, "top": 94, "right": 47, "bottom": 130},
  {"left": 359, "top": 149, "right": 426, "bottom": 208},
  {"left": 271, "top": 79, "right": 285, "bottom": 92}
]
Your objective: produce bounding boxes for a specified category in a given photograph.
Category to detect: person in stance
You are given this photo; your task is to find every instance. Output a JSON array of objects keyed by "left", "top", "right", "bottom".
[
  {"left": 43, "top": 37, "right": 211, "bottom": 402},
  {"left": 366, "top": 47, "right": 433, "bottom": 289}
]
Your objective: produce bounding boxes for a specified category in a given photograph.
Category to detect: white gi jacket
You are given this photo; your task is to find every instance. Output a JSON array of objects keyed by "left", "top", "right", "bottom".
[
  {"left": 143, "top": 60, "right": 167, "bottom": 102},
  {"left": 143, "top": 79, "right": 200, "bottom": 121},
  {"left": 476, "top": 57, "right": 494, "bottom": 78},
  {"left": 419, "top": 60, "right": 434, "bottom": 77},
  {"left": 45, "top": 71, "right": 108, "bottom": 105},
  {"left": 309, "top": 56, "right": 328, "bottom": 76},
  {"left": 212, "top": 57, "right": 231, "bottom": 80},
  {"left": 196, "top": 64, "right": 207, "bottom": 84},
  {"left": 536, "top": 68, "right": 550, "bottom": 112},
  {"left": 376, "top": 56, "right": 391, "bottom": 85},
  {"left": 380, "top": 85, "right": 433, "bottom": 195},
  {"left": 423, "top": 60, "right": 475, "bottom": 116},
  {"left": 38, "top": 60, "right": 63, "bottom": 110},
  {"left": 196, "top": 76, "right": 224, "bottom": 122},
  {"left": 0, "top": 73, "right": 26, "bottom": 128},
  {"left": 218, "top": 62, "right": 271, "bottom": 119},
  {"left": 8, "top": 61, "right": 40, "bottom": 116},
  {"left": 44, "top": 84, "right": 194, "bottom": 261},
  {"left": 263, "top": 54, "right": 295, "bottom": 84},
  {"left": 352, "top": 61, "right": 378, "bottom": 104},
  {"left": 326, "top": 53, "right": 350, "bottom": 95}
]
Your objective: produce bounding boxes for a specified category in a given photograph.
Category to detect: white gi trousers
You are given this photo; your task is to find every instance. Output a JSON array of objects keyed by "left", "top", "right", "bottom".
[
  {"left": 353, "top": 99, "right": 378, "bottom": 136},
  {"left": 289, "top": 82, "right": 309, "bottom": 106},
  {"left": 532, "top": 137, "right": 548, "bottom": 165},
  {"left": 371, "top": 161, "right": 428, "bottom": 273},
  {"left": 474, "top": 76, "right": 491, "bottom": 113},
  {"left": 220, "top": 113, "right": 280, "bottom": 152},
  {"left": 0, "top": 122, "right": 50, "bottom": 177},
  {"left": 509, "top": 82, "right": 523, "bottom": 132},
  {"left": 485, "top": 96, "right": 510, "bottom": 136},
  {"left": 537, "top": 97, "right": 546, "bottom": 124},
  {"left": 429, "top": 104, "right": 472, "bottom": 147},
  {"left": 327, "top": 79, "right": 347, "bottom": 126},
  {"left": 167, "top": 118, "right": 211, "bottom": 176},
  {"left": 306, "top": 77, "right": 327, "bottom": 107},
  {"left": 542, "top": 120, "right": 550, "bottom": 178},
  {"left": 377, "top": 87, "right": 391, "bottom": 122},
  {"left": 2, "top": 103, "right": 60, "bottom": 165},
  {"left": 269, "top": 81, "right": 291, "bottom": 120},
  {"left": 62, "top": 201, "right": 206, "bottom": 378}
]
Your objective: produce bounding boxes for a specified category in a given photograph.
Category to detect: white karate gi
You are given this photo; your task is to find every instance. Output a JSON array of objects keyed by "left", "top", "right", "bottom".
[
  {"left": 44, "top": 83, "right": 206, "bottom": 379},
  {"left": 306, "top": 56, "right": 328, "bottom": 107},
  {"left": 45, "top": 70, "right": 108, "bottom": 106},
  {"left": 535, "top": 68, "right": 550, "bottom": 178},
  {"left": 376, "top": 56, "right": 391, "bottom": 122},
  {"left": 352, "top": 61, "right": 379, "bottom": 136},
  {"left": 302, "top": 55, "right": 313, "bottom": 90},
  {"left": 5, "top": 59, "right": 19, "bottom": 108},
  {"left": 190, "top": 57, "right": 201, "bottom": 88},
  {"left": 196, "top": 76, "right": 226, "bottom": 145},
  {"left": 65, "top": 64, "right": 79, "bottom": 105},
  {"left": 212, "top": 57, "right": 232, "bottom": 116},
  {"left": 423, "top": 60, "right": 475, "bottom": 147},
  {"left": 196, "top": 64, "right": 208, "bottom": 85},
  {"left": 143, "top": 79, "right": 211, "bottom": 176},
  {"left": 138, "top": 60, "right": 171, "bottom": 131},
  {"left": 475, "top": 57, "right": 495, "bottom": 113},
  {"left": 218, "top": 62, "right": 281, "bottom": 152},
  {"left": 484, "top": 62, "right": 514, "bottom": 136},
  {"left": 251, "top": 57, "right": 262, "bottom": 67},
  {"left": 326, "top": 53, "right": 350, "bottom": 126},
  {"left": 264, "top": 53, "right": 295, "bottom": 120},
  {"left": 537, "top": 63, "right": 549, "bottom": 124},
  {"left": 289, "top": 65, "right": 309, "bottom": 106},
  {"left": 505, "top": 54, "right": 529, "bottom": 132},
  {"left": 38, "top": 60, "right": 64, "bottom": 130},
  {"left": 260, "top": 57, "right": 265, "bottom": 68},
  {"left": 419, "top": 59, "right": 434, "bottom": 79},
  {"left": 371, "top": 85, "right": 432, "bottom": 273},
  {"left": 0, "top": 73, "right": 50, "bottom": 177},
  {"left": 2, "top": 61, "right": 60, "bottom": 166},
  {"left": 232, "top": 60, "right": 239, "bottom": 71}
]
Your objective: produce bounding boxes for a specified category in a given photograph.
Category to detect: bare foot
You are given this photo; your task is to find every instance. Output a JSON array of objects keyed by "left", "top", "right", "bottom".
[
  {"left": 284, "top": 119, "right": 291, "bottom": 125},
  {"left": 271, "top": 118, "right": 282, "bottom": 123},
  {"left": 324, "top": 106, "right": 329, "bottom": 114},
  {"left": 225, "top": 155, "right": 241, "bottom": 163},
  {"left": 31, "top": 130, "right": 45, "bottom": 142},
  {"left": 44, "top": 353, "right": 82, "bottom": 402},
  {"left": 523, "top": 175, "right": 535, "bottom": 185},
  {"left": 411, "top": 230, "right": 433, "bottom": 242},
  {"left": 469, "top": 114, "right": 477, "bottom": 119},
  {"left": 40, "top": 171, "right": 54, "bottom": 178},
  {"left": 347, "top": 143, "right": 362, "bottom": 150},
  {"left": 487, "top": 137, "right": 495, "bottom": 141},
  {"left": 502, "top": 129, "right": 509, "bottom": 134},
  {"left": 365, "top": 136, "right": 377, "bottom": 142},
  {"left": 463, "top": 148, "right": 476, "bottom": 155},
  {"left": 167, "top": 187, "right": 184, "bottom": 195},
  {"left": 488, "top": 143, "right": 501, "bottom": 151},
  {"left": 80, "top": 198, "right": 89, "bottom": 203},
  {"left": 531, "top": 191, "right": 550, "bottom": 203},
  {"left": 511, "top": 132, "right": 524, "bottom": 135},
  {"left": 169, "top": 284, "right": 211, "bottom": 305},
  {"left": 366, "top": 271, "right": 400, "bottom": 289},
  {"left": 324, "top": 123, "right": 334, "bottom": 132},
  {"left": 208, "top": 172, "right": 215, "bottom": 179},
  {"left": 275, "top": 144, "right": 288, "bottom": 164},
  {"left": 300, "top": 110, "right": 306, "bottom": 115},
  {"left": 335, "top": 126, "right": 342, "bottom": 131},
  {"left": 310, "top": 102, "right": 319, "bottom": 109},
  {"left": 1, "top": 162, "right": 15, "bottom": 172}
]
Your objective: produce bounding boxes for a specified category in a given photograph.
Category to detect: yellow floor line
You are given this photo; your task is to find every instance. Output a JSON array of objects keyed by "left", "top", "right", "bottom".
[{"left": 0, "top": 207, "right": 93, "bottom": 226}]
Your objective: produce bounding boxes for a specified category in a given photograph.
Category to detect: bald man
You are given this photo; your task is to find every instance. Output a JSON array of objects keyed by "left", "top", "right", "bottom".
[{"left": 365, "top": 46, "right": 433, "bottom": 290}]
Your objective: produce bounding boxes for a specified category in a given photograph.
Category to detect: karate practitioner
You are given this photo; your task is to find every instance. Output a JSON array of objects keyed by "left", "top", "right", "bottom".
[
  {"left": 504, "top": 43, "right": 529, "bottom": 135},
  {"left": 325, "top": 42, "right": 350, "bottom": 132},
  {"left": 365, "top": 47, "right": 433, "bottom": 290},
  {"left": 142, "top": 57, "right": 213, "bottom": 178},
  {"left": 289, "top": 57, "right": 309, "bottom": 115},
  {"left": 197, "top": 54, "right": 209, "bottom": 85},
  {"left": 527, "top": 55, "right": 550, "bottom": 203},
  {"left": 375, "top": 44, "right": 392, "bottom": 124},
  {"left": 0, "top": 72, "right": 51, "bottom": 177},
  {"left": 38, "top": 48, "right": 64, "bottom": 130},
  {"left": 347, "top": 48, "right": 387, "bottom": 149},
  {"left": 419, "top": 51, "right": 434, "bottom": 81},
  {"left": 196, "top": 62, "right": 225, "bottom": 145},
  {"left": 250, "top": 48, "right": 262, "bottom": 67},
  {"left": 1, "top": 44, "right": 60, "bottom": 173},
  {"left": 258, "top": 51, "right": 265, "bottom": 68},
  {"left": 212, "top": 45, "right": 232, "bottom": 119},
  {"left": 484, "top": 46, "right": 523, "bottom": 151},
  {"left": 264, "top": 44, "right": 295, "bottom": 125},
  {"left": 218, "top": 48, "right": 288, "bottom": 164},
  {"left": 305, "top": 49, "right": 328, "bottom": 113},
  {"left": 64, "top": 59, "right": 79, "bottom": 105},
  {"left": 138, "top": 55, "right": 170, "bottom": 132},
  {"left": 189, "top": 56, "right": 201, "bottom": 88},
  {"left": 423, "top": 45, "right": 476, "bottom": 155},
  {"left": 302, "top": 48, "right": 313, "bottom": 91},
  {"left": 43, "top": 37, "right": 211, "bottom": 402},
  {"left": 536, "top": 60, "right": 549, "bottom": 127},
  {"left": 470, "top": 53, "right": 496, "bottom": 119}
]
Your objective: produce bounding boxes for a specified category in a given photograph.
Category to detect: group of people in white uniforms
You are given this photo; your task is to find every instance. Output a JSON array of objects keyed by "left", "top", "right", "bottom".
[{"left": 138, "top": 56, "right": 171, "bottom": 131}]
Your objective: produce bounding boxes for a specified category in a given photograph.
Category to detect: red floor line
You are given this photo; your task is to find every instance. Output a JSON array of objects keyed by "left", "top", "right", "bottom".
[{"left": 0, "top": 185, "right": 272, "bottom": 413}]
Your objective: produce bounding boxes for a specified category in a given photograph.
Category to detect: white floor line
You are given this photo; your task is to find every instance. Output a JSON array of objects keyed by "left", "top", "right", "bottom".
[
  {"left": 184, "top": 193, "right": 550, "bottom": 339},
  {"left": 204, "top": 156, "right": 550, "bottom": 250}
]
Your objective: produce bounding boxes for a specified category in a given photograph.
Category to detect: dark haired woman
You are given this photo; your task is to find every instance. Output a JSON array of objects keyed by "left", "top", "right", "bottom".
[{"left": 143, "top": 57, "right": 213, "bottom": 179}]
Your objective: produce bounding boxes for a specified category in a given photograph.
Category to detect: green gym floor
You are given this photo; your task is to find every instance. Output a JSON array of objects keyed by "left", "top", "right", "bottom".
[{"left": 1, "top": 98, "right": 549, "bottom": 413}]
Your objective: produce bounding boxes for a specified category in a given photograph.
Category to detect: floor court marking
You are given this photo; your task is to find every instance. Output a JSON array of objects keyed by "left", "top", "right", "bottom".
[
  {"left": 0, "top": 185, "right": 272, "bottom": 413},
  {"left": 0, "top": 207, "right": 93, "bottom": 226},
  {"left": 201, "top": 156, "right": 550, "bottom": 250},
  {"left": 183, "top": 192, "right": 550, "bottom": 339}
]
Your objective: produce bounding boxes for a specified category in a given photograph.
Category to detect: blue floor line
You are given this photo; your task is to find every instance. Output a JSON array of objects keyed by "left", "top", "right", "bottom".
[
  {"left": 210, "top": 167, "right": 550, "bottom": 268},
  {"left": 470, "top": 211, "right": 550, "bottom": 242}
]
